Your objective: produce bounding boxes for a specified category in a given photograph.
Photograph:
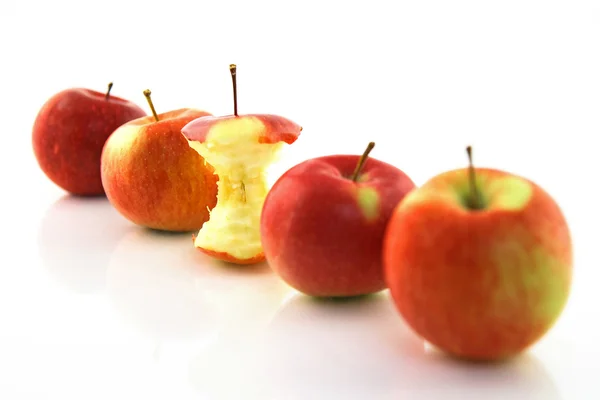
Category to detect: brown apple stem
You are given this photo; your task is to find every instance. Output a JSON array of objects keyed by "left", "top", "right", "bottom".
[
  {"left": 105, "top": 82, "right": 113, "bottom": 100},
  {"left": 351, "top": 142, "right": 376, "bottom": 182},
  {"left": 230, "top": 64, "right": 238, "bottom": 116},
  {"left": 143, "top": 89, "right": 159, "bottom": 122},
  {"left": 466, "top": 146, "right": 483, "bottom": 209}
]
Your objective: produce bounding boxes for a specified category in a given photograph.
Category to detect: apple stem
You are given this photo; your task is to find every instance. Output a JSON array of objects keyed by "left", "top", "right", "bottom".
[
  {"left": 466, "top": 146, "right": 484, "bottom": 210},
  {"left": 143, "top": 89, "right": 160, "bottom": 122},
  {"left": 351, "top": 142, "right": 376, "bottom": 182},
  {"left": 230, "top": 64, "right": 238, "bottom": 116},
  {"left": 105, "top": 82, "right": 113, "bottom": 100}
]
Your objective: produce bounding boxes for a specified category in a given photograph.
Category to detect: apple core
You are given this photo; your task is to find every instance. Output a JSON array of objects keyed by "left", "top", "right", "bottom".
[{"left": 182, "top": 64, "right": 302, "bottom": 264}]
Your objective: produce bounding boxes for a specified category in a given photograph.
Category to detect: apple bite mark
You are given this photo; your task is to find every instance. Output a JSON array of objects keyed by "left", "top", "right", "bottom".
[
  {"left": 186, "top": 136, "right": 285, "bottom": 262},
  {"left": 182, "top": 64, "right": 301, "bottom": 264}
]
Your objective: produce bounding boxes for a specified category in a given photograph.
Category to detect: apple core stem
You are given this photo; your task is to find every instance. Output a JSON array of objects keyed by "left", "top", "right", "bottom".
[
  {"left": 230, "top": 64, "right": 238, "bottom": 116},
  {"left": 351, "top": 142, "right": 376, "bottom": 182},
  {"left": 143, "top": 89, "right": 160, "bottom": 122},
  {"left": 105, "top": 82, "right": 113, "bottom": 100},
  {"left": 240, "top": 181, "right": 246, "bottom": 202},
  {"left": 466, "top": 146, "right": 483, "bottom": 209}
]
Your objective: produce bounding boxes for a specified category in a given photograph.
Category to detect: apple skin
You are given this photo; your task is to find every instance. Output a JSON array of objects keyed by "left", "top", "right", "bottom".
[
  {"left": 183, "top": 113, "right": 302, "bottom": 145},
  {"left": 32, "top": 88, "right": 147, "bottom": 196},
  {"left": 383, "top": 167, "right": 573, "bottom": 361},
  {"left": 260, "top": 154, "right": 416, "bottom": 297},
  {"left": 101, "top": 109, "right": 218, "bottom": 232}
]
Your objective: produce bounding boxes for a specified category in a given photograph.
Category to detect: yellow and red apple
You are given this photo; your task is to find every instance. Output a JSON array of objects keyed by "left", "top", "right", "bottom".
[
  {"left": 181, "top": 64, "right": 302, "bottom": 264},
  {"left": 260, "top": 142, "right": 417, "bottom": 297},
  {"left": 101, "top": 89, "right": 218, "bottom": 232},
  {"left": 383, "top": 146, "right": 573, "bottom": 361}
]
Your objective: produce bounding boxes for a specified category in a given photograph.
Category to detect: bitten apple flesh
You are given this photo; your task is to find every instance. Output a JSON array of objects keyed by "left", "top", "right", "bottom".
[
  {"left": 182, "top": 114, "right": 302, "bottom": 264},
  {"left": 383, "top": 167, "right": 573, "bottom": 361}
]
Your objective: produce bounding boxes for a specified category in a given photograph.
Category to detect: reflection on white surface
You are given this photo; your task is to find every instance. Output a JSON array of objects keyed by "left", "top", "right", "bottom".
[
  {"left": 104, "top": 225, "right": 294, "bottom": 384},
  {"left": 396, "top": 348, "right": 561, "bottom": 400},
  {"left": 106, "top": 229, "right": 221, "bottom": 345},
  {"left": 259, "top": 293, "right": 561, "bottom": 400},
  {"left": 21, "top": 192, "right": 589, "bottom": 399},
  {"left": 260, "top": 293, "right": 423, "bottom": 399},
  {"left": 37, "top": 195, "right": 132, "bottom": 293},
  {"left": 185, "top": 258, "right": 294, "bottom": 399}
]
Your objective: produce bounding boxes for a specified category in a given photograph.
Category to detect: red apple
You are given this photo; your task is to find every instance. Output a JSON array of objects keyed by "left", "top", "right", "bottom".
[
  {"left": 32, "top": 83, "right": 147, "bottom": 196},
  {"left": 260, "top": 142, "right": 417, "bottom": 297},
  {"left": 181, "top": 64, "right": 302, "bottom": 264},
  {"left": 383, "top": 146, "right": 573, "bottom": 361},
  {"left": 101, "top": 89, "right": 218, "bottom": 232}
]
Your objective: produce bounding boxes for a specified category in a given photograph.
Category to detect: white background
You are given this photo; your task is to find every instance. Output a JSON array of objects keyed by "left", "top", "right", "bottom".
[{"left": 1, "top": 0, "right": 599, "bottom": 398}]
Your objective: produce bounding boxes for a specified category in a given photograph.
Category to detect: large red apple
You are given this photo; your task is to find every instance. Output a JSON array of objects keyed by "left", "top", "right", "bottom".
[
  {"left": 383, "top": 146, "right": 573, "bottom": 361},
  {"left": 181, "top": 64, "right": 302, "bottom": 264},
  {"left": 260, "top": 142, "right": 417, "bottom": 297},
  {"left": 32, "top": 83, "right": 147, "bottom": 196},
  {"left": 101, "top": 89, "right": 218, "bottom": 232}
]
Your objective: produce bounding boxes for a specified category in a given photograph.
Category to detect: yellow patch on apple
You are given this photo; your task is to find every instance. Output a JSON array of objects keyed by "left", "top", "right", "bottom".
[
  {"left": 400, "top": 169, "right": 534, "bottom": 213},
  {"left": 356, "top": 186, "right": 380, "bottom": 221},
  {"left": 487, "top": 176, "right": 533, "bottom": 211}
]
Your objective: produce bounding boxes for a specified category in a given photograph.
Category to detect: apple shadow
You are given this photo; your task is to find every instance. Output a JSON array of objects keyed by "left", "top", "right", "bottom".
[
  {"left": 184, "top": 262, "right": 295, "bottom": 398},
  {"left": 105, "top": 229, "right": 221, "bottom": 346},
  {"left": 194, "top": 250, "right": 273, "bottom": 276},
  {"left": 253, "top": 292, "right": 563, "bottom": 400},
  {"left": 386, "top": 348, "right": 563, "bottom": 400},
  {"left": 36, "top": 195, "right": 132, "bottom": 294}
]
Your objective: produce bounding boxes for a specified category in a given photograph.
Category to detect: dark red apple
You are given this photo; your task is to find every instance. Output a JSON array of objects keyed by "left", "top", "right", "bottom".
[
  {"left": 32, "top": 83, "right": 146, "bottom": 196},
  {"left": 260, "top": 142, "right": 416, "bottom": 297}
]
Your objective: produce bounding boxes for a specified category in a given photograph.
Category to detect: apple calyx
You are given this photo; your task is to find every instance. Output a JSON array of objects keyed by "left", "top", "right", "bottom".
[
  {"left": 466, "top": 145, "right": 484, "bottom": 210},
  {"left": 230, "top": 64, "right": 238, "bottom": 116},
  {"left": 351, "top": 142, "right": 376, "bottom": 182},
  {"left": 105, "top": 82, "right": 114, "bottom": 100},
  {"left": 143, "top": 89, "right": 160, "bottom": 122}
]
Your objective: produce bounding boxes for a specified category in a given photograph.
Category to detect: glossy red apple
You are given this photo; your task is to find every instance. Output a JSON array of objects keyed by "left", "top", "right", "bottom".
[
  {"left": 101, "top": 90, "right": 218, "bottom": 232},
  {"left": 260, "top": 142, "right": 417, "bottom": 297},
  {"left": 32, "top": 83, "right": 146, "bottom": 196}
]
